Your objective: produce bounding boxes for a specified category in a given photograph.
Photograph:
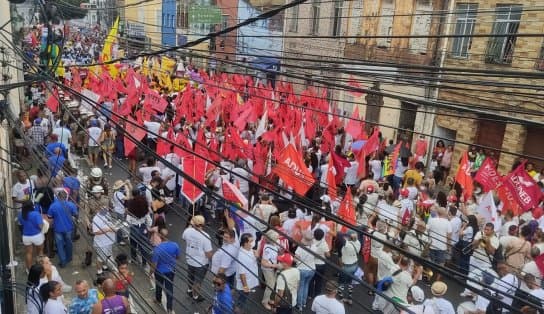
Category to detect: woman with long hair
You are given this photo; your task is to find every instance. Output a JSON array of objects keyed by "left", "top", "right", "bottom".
[
  {"left": 26, "top": 264, "right": 44, "bottom": 314},
  {"left": 39, "top": 281, "right": 66, "bottom": 314},
  {"left": 125, "top": 189, "right": 152, "bottom": 266},
  {"left": 18, "top": 201, "right": 44, "bottom": 270},
  {"left": 457, "top": 215, "right": 479, "bottom": 275},
  {"left": 99, "top": 123, "right": 116, "bottom": 169}
]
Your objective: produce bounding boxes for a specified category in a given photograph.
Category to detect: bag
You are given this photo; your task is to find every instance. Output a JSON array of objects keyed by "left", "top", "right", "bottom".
[
  {"left": 135, "top": 183, "right": 147, "bottom": 196},
  {"left": 487, "top": 243, "right": 504, "bottom": 271},
  {"left": 41, "top": 219, "right": 50, "bottom": 234},
  {"left": 270, "top": 272, "right": 292, "bottom": 309},
  {"left": 375, "top": 269, "right": 402, "bottom": 292}
]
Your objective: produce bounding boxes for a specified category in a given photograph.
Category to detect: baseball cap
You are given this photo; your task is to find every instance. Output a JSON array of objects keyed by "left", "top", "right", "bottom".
[
  {"left": 277, "top": 253, "right": 293, "bottom": 265},
  {"left": 366, "top": 186, "right": 375, "bottom": 193},
  {"left": 400, "top": 188, "right": 409, "bottom": 197}
]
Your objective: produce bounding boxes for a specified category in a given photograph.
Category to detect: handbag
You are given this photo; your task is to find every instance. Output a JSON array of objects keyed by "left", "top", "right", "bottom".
[
  {"left": 41, "top": 219, "right": 49, "bottom": 234},
  {"left": 270, "top": 271, "right": 292, "bottom": 309}
]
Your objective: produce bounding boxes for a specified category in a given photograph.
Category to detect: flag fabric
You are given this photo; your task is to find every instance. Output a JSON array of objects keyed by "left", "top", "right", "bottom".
[
  {"left": 123, "top": 117, "right": 146, "bottom": 156},
  {"left": 222, "top": 179, "right": 248, "bottom": 210},
  {"left": 180, "top": 156, "right": 206, "bottom": 204},
  {"left": 502, "top": 163, "right": 542, "bottom": 212},
  {"left": 144, "top": 90, "right": 168, "bottom": 113},
  {"left": 355, "top": 149, "right": 367, "bottom": 179},
  {"left": 390, "top": 142, "right": 402, "bottom": 173},
  {"left": 363, "top": 129, "right": 380, "bottom": 154},
  {"left": 474, "top": 158, "right": 502, "bottom": 192},
  {"left": 326, "top": 156, "right": 337, "bottom": 201},
  {"left": 344, "top": 106, "right": 363, "bottom": 139},
  {"left": 455, "top": 152, "right": 474, "bottom": 200},
  {"left": 534, "top": 253, "right": 544, "bottom": 276},
  {"left": 331, "top": 151, "right": 351, "bottom": 185},
  {"left": 101, "top": 16, "right": 120, "bottom": 77},
  {"left": 476, "top": 191, "right": 498, "bottom": 224},
  {"left": 347, "top": 75, "right": 364, "bottom": 97},
  {"left": 337, "top": 187, "right": 356, "bottom": 233},
  {"left": 272, "top": 144, "right": 315, "bottom": 195},
  {"left": 45, "top": 90, "right": 59, "bottom": 113}
]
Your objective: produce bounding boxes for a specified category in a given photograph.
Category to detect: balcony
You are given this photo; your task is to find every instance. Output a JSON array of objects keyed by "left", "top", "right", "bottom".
[{"left": 344, "top": 43, "right": 434, "bottom": 66}]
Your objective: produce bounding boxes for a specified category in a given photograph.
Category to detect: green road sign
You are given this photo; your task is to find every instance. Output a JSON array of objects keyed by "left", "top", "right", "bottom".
[{"left": 189, "top": 5, "right": 222, "bottom": 24}]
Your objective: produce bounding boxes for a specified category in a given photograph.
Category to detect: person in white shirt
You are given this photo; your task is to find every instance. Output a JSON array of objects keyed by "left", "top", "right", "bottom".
[
  {"left": 338, "top": 230, "right": 361, "bottom": 305},
  {"left": 143, "top": 116, "right": 161, "bottom": 151},
  {"left": 86, "top": 118, "right": 102, "bottom": 167},
  {"left": 311, "top": 280, "right": 345, "bottom": 314},
  {"left": 457, "top": 269, "right": 496, "bottom": 314},
  {"left": 251, "top": 194, "right": 278, "bottom": 237},
  {"left": 211, "top": 228, "right": 240, "bottom": 288},
  {"left": 52, "top": 120, "right": 74, "bottom": 167},
  {"left": 399, "top": 286, "right": 429, "bottom": 314},
  {"left": 426, "top": 207, "right": 452, "bottom": 281},
  {"left": 92, "top": 206, "right": 116, "bottom": 274},
  {"left": 282, "top": 209, "right": 298, "bottom": 238},
  {"left": 273, "top": 252, "right": 300, "bottom": 310},
  {"left": 236, "top": 233, "right": 259, "bottom": 312},
  {"left": 260, "top": 230, "right": 281, "bottom": 310},
  {"left": 139, "top": 157, "right": 161, "bottom": 185},
  {"left": 343, "top": 153, "right": 358, "bottom": 188},
  {"left": 111, "top": 180, "right": 132, "bottom": 245},
  {"left": 448, "top": 206, "right": 462, "bottom": 263},
  {"left": 422, "top": 281, "right": 455, "bottom": 314},
  {"left": 181, "top": 215, "right": 213, "bottom": 302},
  {"left": 41, "top": 281, "right": 67, "bottom": 314},
  {"left": 12, "top": 170, "right": 33, "bottom": 211},
  {"left": 309, "top": 228, "right": 330, "bottom": 298},
  {"left": 232, "top": 159, "right": 251, "bottom": 199},
  {"left": 295, "top": 231, "right": 316, "bottom": 311}
]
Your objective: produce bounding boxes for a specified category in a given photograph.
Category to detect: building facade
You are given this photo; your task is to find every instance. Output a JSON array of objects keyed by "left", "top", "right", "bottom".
[{"left": 435, "top": 0, "right": 544, "bottom": 173}]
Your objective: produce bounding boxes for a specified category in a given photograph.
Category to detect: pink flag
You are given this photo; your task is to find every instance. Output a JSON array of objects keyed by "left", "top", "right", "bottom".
[
  {"left": 474, "top": 158, "right": 501, "bottom": 192},
  {"left": 502, "top": 163, "right": 542, "bottom": 212},
  {"left": 344, "top": 106, "right": 363, "bottom": 139}
]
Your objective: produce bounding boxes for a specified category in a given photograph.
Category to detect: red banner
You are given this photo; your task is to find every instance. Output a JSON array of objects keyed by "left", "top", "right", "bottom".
[
  {"left": 180, "top": 156, "right": 206, "bottom": 204},
  {"left": 144, "top": 90, "right": 168, "bottom": 113},
  {"left": 455, "top": 152, "right": 473, "bottom": 199},
  {"left": 337, "top": 187, "right": 356, "bottom": 233},
  {"left": 272, "top": 144, "right": 315, "bottom": 195},
  {"left": 123, "top": 117, "right": 146, "bottom": 156},
  {"left": 502, "top": 163, "right": 542, "bottom": 212},
  {"left": 474, "top": 158, "right": 501, "bottom": 192}
]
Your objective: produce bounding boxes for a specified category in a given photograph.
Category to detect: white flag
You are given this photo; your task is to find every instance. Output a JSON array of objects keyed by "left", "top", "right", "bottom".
[
  {"left": 476, "top": 191, "right": 498, "bottom": 224},
  {"left": 255, "top": 109, "right": 268, "bottom": 139}
]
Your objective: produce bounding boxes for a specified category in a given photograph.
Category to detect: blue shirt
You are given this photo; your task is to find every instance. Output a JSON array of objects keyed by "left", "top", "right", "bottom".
[
  {"left": 47, "top": 200, "right": 77, "bottom": 232},
  {"left": 46, "top": 142, "right": 67, "bottom": 158},
  {"left": 212, "top": 284, "right": 233, "bottom": 314},
  {"left": 63, "top": 176, "right": 81, "bottom": 201},
  {"left": 151, "top": 241, "right": 180, "bottom": 274},
  {"left": 17, "top": 210, "right": 43, "bottom": 236},
  {"left": 69, "top": 288, "right": 98, "bottom": 314},
  {"left": 48, "top": 155, "right": 66, "bottom": 177}
]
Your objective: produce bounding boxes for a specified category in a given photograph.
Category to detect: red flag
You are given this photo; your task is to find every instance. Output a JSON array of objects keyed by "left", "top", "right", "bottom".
[
  {"left": 331, "top": 151, "right": 351, "bottom": 185},
  {"left": 534, "top": 253, "right": 544, "bottom": 276},
  {"left": 181, "top": 156, "right": 206, "bottom": 204},
  {"left": 344, "top": 106, "right": 363, "bottom": 139},
  {"left": 123, "top": 117, "right": 147, "bottom": 156},
  {"left": 363, "top": 129, "right": 380, "bottom": 155},
  {"left": 455, "top": 152, "right": 474, "bottom": 200},
  {"left": 45, "top": 90, "right": 59, "bottom": 113},
  {"left": 144, "top": 90, "right": 168, "bottom": 113},
  {"left": 337, "top": 187, "right": 356, "bottom": 233},
  {"left": 474, "top": 158, "right": 501, "bottom": 192},
  {"left": 156, "top": 128, "right": 172, "bottom": 157},
  {"left": 347, "top": 75, "right": 364, "bottom": 97},
  {"left": 497, "top": 184, "right": 522, "bottom": 216},
  {"left": 272, "top": 144, "right": 315, "bottom": 195},
  {"left": 390, "top": 142, "right": 402, "bottom": 173},
  {"left": 222, "top": 179, "right": 248, "bottom": 210},
  {"left": 502, "top": 163, "right": 542, "bottom": 212},
  {"left": 356, "top": 149, "right": 367, "bottom": 179},
  {"left": 326, "top": 156, "right": 337, "bottom": 201}
]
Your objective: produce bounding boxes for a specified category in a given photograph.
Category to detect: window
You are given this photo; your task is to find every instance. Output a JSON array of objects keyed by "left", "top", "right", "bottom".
[
  {"left": 451, "top": 3, "right": 478, "bottom": 57},
  {"left": 177, "top": 3, "right": 188, "bottom": 28},
  {"left": 289, "top": 5, "right": 299, "bottom": 32},
  {"left": 331, "top": 0, "right": 342, "bottom": 36},
  {"left": 310, "top": 0, "right": 320, "bottom": 35},
  {"left": 485, "top": 4, "right": 522, "bottom": 64}
]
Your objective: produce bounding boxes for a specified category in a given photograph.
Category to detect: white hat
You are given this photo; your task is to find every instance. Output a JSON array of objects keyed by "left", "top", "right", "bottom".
[
  {"left": 91, "top": 185, "right": 104, "bottom": 194},
  {"left": 410, "top": 286, "right": 425, "bottom": 302},
  {"left": 90, "top": 167, "right": 102, "bottom": 178}
]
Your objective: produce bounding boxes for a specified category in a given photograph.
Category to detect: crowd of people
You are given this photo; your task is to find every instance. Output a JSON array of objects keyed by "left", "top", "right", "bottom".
[{"left": 9, "top": 20, "right": 544, "bottom": 314}]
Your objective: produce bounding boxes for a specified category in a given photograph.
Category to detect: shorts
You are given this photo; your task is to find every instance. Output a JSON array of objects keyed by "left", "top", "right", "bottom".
[
  {"left": 187, "top": 265, "right": 208, "bottom": 285},
  {"left": 95, "top": 244, "right": 113, "bottom": 263},
  {"left": 429, "top": 249, "right": 446, "bottom": 265},
  {"left": 22, "top": 233, "right": 44, "bottom": 246},
  {"left": 88, "top": 146, "right": 100, "bottom": 155}
]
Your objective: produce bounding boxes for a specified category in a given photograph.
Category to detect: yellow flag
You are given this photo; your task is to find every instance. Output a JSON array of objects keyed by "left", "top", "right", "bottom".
[
  {"left": 161, "top": 56, "right": 176, "bottom": 75},
  {"left": 101, "top": 16, "right": 120, "bottom": 77}
]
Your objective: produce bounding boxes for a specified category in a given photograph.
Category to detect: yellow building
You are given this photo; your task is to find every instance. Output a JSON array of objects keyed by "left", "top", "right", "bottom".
[{"left": 124, "top": 0, "right": 162, "bottom": 48}]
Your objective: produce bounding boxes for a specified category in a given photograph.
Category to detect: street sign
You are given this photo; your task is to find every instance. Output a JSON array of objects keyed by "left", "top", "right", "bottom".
[{"left": 189, "top": 5, "right": 222, "bottom": 24}]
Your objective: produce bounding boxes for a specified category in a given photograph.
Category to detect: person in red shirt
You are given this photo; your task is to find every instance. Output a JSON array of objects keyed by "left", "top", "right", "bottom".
[{"left": 114, "top": 254, "right": 133, "bottom": 298}]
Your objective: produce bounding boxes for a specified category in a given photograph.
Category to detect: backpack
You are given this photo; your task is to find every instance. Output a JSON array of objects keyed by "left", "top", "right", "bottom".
[
  {"left": 270, "top": 271, "right": 293, "bottom": 309},
  {"left": 375, "top": 269, "right": 402, "bottom": 292},
  {"left": 135, "top": 182, "right": 147, "bottom": 197}
]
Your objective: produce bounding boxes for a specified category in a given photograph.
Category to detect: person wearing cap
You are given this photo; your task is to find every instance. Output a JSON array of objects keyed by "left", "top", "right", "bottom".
[
  {"left": 85, "top": 118, "right": 103, "bottom": 167},
  {"left": 422, "top": 281, "right": 455, "bottom": 314},
  {"left": 338, "top": 229, "right": 361, "bottom": 305},
  {"left": 111, "top": 179, "right": 132, "bottom": 245},
  {"left": 457, "top": 269, "right": 497, "bottom": 314},
  {"left": 92, "top": 198, "right": 116, "bottom": 275},
  {"left": 399, "top": 188, "right": 414, "bottom": 226},
  {"left": 294, "top": 230, "right": 316, "bottom": 311},
  {"left": 182, "top": 215, "right": 213, "bottom": 302},
  {"left": 260, "top": 230, "right": 282, "bottom": 310},
  {"left": 399, "top": 286, "right": 426, "bottom": 314},
  {"left": 273, "top": 252, "right": 300, "bottom": 313},
  {"left": 311, "top": 280, "right": 345, "bottom": 314},
  {"left": 46, "top": 189, "right": 78, "bottom": 267}
]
